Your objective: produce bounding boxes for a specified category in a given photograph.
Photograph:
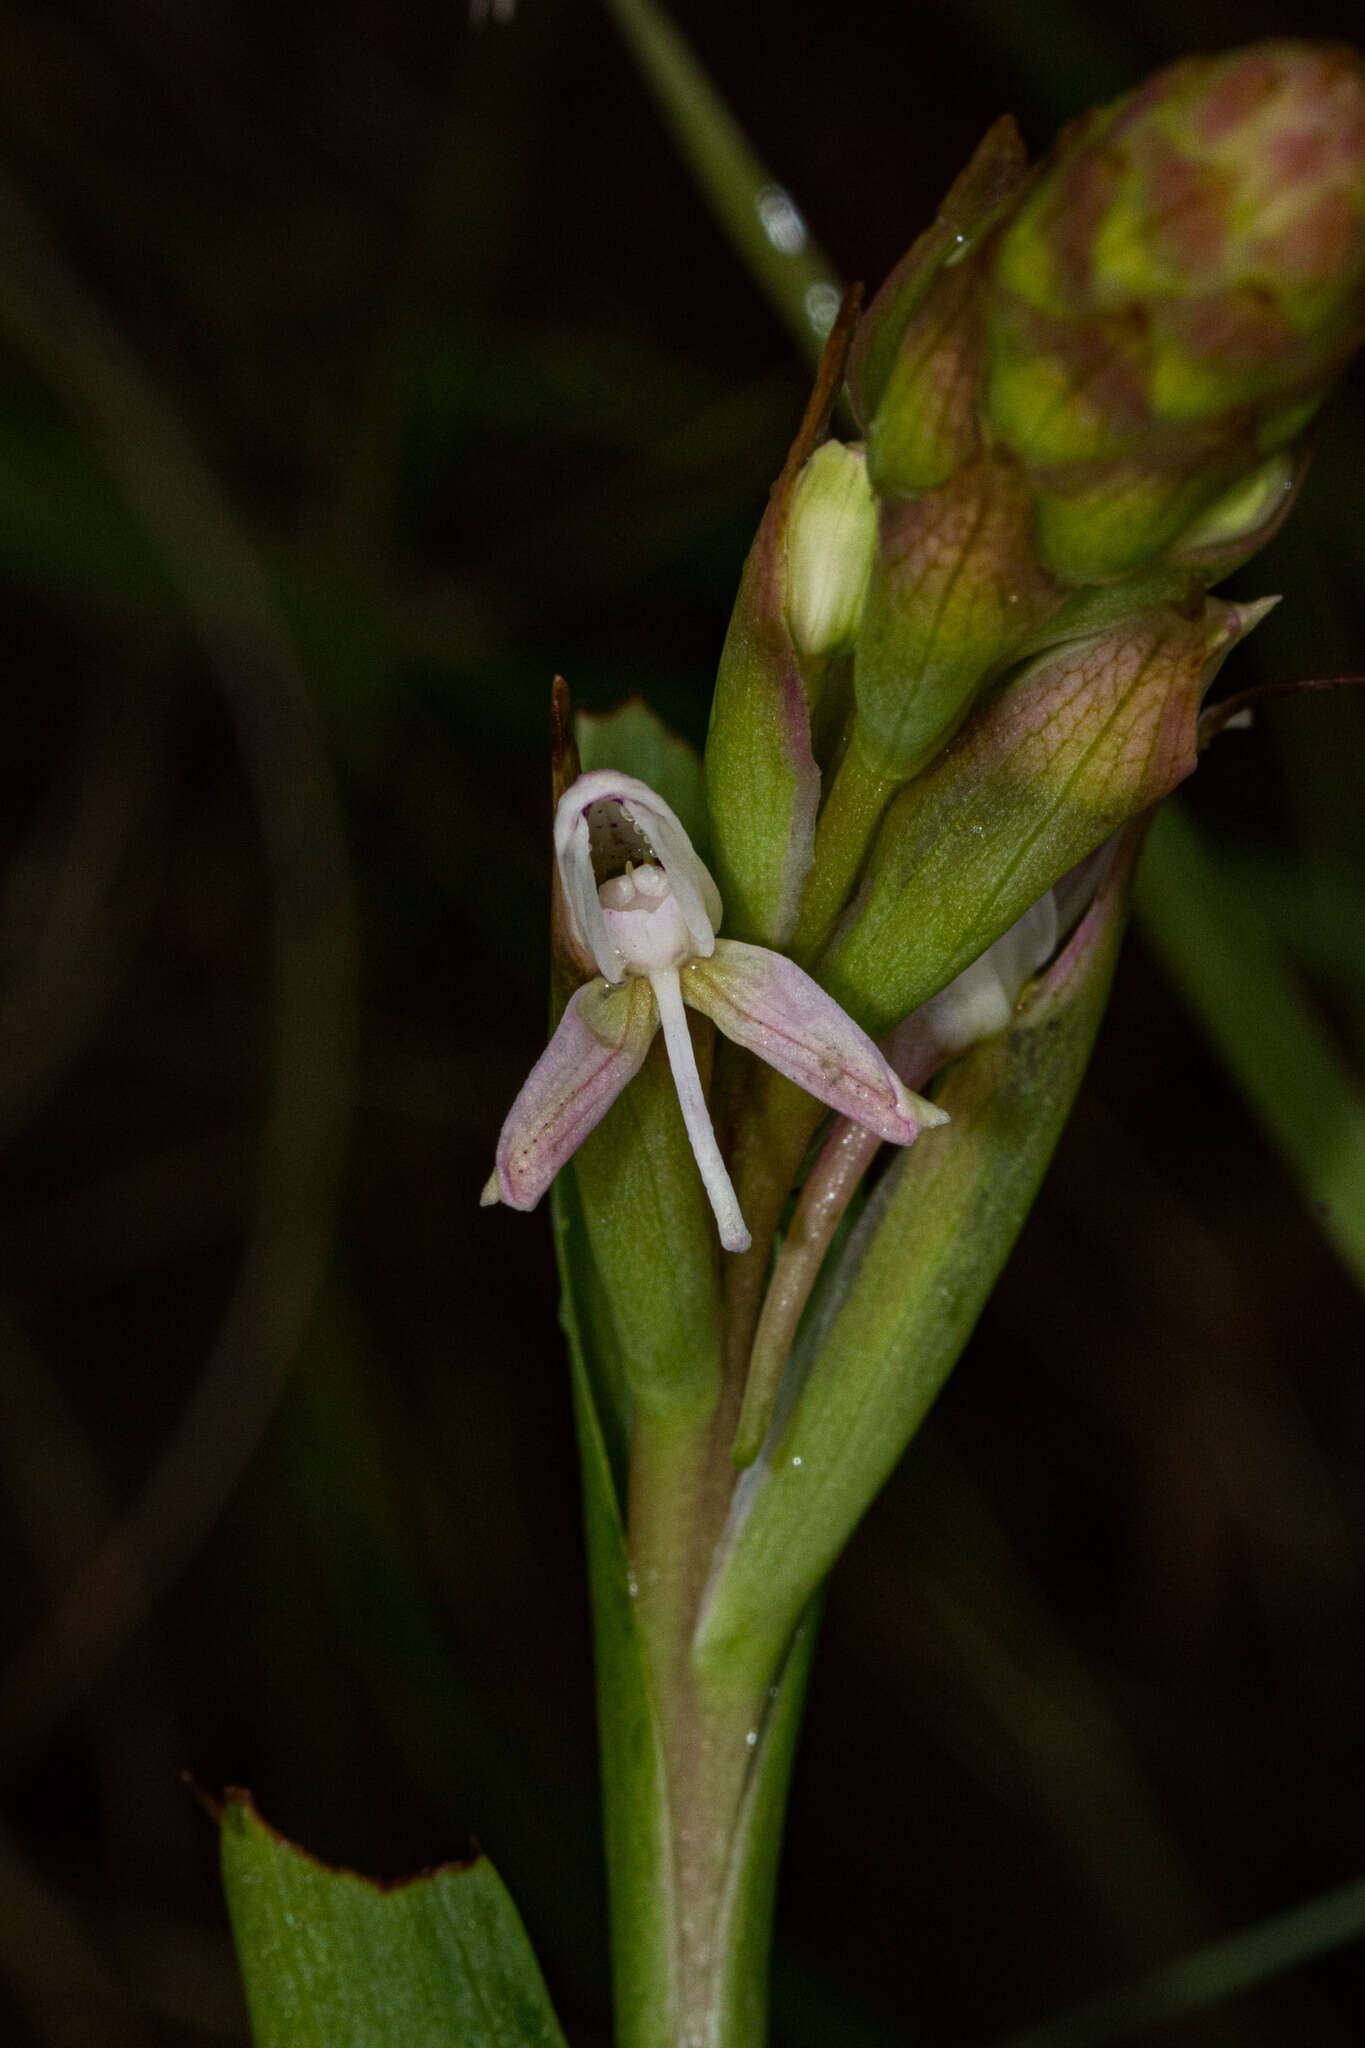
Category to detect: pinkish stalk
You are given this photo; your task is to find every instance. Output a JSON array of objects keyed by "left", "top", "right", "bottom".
[{"left": 731, "top": 1039, "right": 941, "bottom": 1468}]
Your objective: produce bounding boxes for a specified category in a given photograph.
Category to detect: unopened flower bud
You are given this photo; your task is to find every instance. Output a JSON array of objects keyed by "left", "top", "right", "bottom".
[
  {"left": 888, "top": 840, "right": 1115, "bottom": 1075},
  {"left": 828, "top": 41, "right": 1365, "bottom": 786},
  {"left": 988, "top": 41, "right": 1365, "bottom": 580},
  {"left": 1172, "top": 449, "right": 1296, "bottom": 560},
  {"left": 824, "top": 591, "right": 1275, "bottom": 1038},
  {"left": 784, "top": 441, "right": 878, "bottom": 658}
]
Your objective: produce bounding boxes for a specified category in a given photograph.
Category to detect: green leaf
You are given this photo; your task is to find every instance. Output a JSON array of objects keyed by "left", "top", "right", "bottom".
[
  {"left": 219, "top": 1793, "right": 568, "bottom": 2048},
  {"left": 704, "top": 518, "right": 822, "bottom": 948},
  {"left": 704, "top": 305, "right": 853, "bottom": 950},
  {"left": 552, "top": 1175, "right": 678, "bottom": 2048},
  {"left": 696, "top": 841, "right": 1136, "bottom": 1701}
]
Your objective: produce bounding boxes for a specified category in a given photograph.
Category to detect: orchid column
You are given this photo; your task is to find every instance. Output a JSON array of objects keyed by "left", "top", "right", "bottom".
[{"left": 487, "top": 42, "right": 1365, "bottom": 2048}]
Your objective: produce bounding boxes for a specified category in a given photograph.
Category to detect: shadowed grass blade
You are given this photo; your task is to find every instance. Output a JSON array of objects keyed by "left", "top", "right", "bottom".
[
  {"left": 1135, "top": 799, "right": 1365, "bottom": 1296},
  {"left": 989, "top": 1872, "right": 1365, "bottom": 2048}
]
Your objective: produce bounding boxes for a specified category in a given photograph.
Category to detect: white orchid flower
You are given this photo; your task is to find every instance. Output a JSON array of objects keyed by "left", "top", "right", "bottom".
[{"left": 481, "top": 769, "right": 947, "bottom": 1253}]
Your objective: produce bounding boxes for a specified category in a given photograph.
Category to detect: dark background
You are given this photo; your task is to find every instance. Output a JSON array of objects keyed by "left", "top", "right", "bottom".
[{"left": 1, "top": 1, "right": 1365, "bottom": 2043}]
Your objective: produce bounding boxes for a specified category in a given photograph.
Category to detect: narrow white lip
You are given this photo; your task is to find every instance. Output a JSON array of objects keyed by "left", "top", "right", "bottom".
[
  {"left": 553, "top": 770, "right": 721, "bottom": 983},
  {"left": 652, "top": 965, "right": 750, "bottom": 1252}
]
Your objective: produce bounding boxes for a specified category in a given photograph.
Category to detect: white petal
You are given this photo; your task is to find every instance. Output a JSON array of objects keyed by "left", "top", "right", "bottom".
[
  {"left": 554, "top": 798, "right": 622, "bottom": 982},
  {"left": 553, "top": 769, "right": 720, "bottom": 970},
  {"left": 684, "top": 941, "right": 947, "bottom": 1143},
  {"left": 634, "top": 804, "right": 720, "bottom": 955},
  {"left": 891, "top": 851, "right": 1116, "bottom": 1076},
  {"left": 485, "top": 976, "right": 659, "bottom": 1209}
]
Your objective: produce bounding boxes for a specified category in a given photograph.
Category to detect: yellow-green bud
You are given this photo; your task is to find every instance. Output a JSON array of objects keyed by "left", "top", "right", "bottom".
[
  {"left": 1173, "top": 450, "right": 1296, "bottom": 557},
  {"left": 784, "top": 441, "right": 878, "bottom": 658},
  {"left": 986, "top": 42, "right": 1365, "bottom": 581}
]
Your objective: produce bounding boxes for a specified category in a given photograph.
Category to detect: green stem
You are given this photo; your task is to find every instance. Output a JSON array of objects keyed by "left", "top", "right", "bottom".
[
  {"left": 597, "top": 0, "right": 841, "bottom": 368},
  {"left": 628, "top": 1397, "right": 805, "bottom": 2046},
  {"left": 620, "top": 1072, "right": 831, "bottom": 2045},
  {"left": 790, "top": 735, "right": 899, "bottom": 965},
  {"left": 628, "top": 1405, "right": 718, "bottom": 1698}
]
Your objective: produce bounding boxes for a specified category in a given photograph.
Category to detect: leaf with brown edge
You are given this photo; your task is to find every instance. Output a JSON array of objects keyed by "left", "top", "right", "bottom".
[{"left": 219, "top": 1790, "right": 568, "bottom": 2048}]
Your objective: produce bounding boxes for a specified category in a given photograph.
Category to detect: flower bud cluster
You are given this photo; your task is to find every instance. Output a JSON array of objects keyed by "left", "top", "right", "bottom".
[
  {"left": 698, "top": 41, "right": 1365, "bottom": 1217},
  {"left": 986, "top": 42, "right": 1365, "bottom": 582},
  {"left": 818, "top": 41, "right": 1365, "bottom": 780}
]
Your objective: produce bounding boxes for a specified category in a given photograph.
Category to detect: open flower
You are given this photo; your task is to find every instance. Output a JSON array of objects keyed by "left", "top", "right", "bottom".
[{"left": 481, "top": 769, "right": 947, "bottom": 1252}]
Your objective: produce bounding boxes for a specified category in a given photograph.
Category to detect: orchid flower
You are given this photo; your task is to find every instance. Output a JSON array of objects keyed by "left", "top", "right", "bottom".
[{"left": 481, "top": 770, "right": 947, "bottom": 1253}]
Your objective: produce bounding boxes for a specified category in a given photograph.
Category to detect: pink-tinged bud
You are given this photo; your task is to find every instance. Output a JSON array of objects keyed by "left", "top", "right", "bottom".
[
  {"left": 823, "top": 591, "right": 1276, "bottom": 1039},
  {"left": 988, "top": 42, "right": 1365, "bottom": 579},
  {"left": 1096, "top": 45, "right": 1365, "bottom": 376},
  {"left": 847, "top": 114, "right": 1031, "bottom": 445},
  {"left": 834, "top": 41, "right": 1365, "bottom": 779},
  {"left": 850, "top": 451, "right": 1063, "bottom": 778}
]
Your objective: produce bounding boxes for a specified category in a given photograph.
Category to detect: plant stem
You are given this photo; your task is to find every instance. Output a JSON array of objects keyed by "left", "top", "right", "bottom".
[
  {"left": 732, "top": 1032, "right": 943, "bottom": 1466},
  {"left": 628, "top": 1394, "right": 786, "bottom": 2046},
  {"left": 597, "top": 0, "right": 841, "bottom": 369},
  {"left": 624, "top": 1076, "right": 831, "bottom": 2046},
  {"left": 732, "top": 1119, "right": 879, "bottom": 1468},
  {"left": 789, "top": 736, "right": 899, "bottom": 965}
]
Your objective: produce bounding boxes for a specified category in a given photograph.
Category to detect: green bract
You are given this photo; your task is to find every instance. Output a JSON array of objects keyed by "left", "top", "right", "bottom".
[{"left": 824, "top": 595, "right": 1274, "bottom": 1037}]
